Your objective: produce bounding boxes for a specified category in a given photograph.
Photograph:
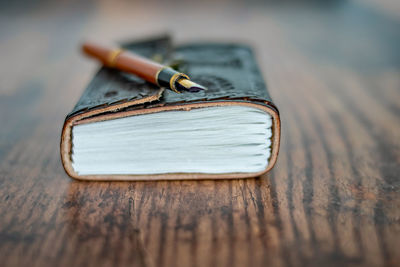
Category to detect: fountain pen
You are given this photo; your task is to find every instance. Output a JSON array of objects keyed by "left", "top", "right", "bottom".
[{"left": 82, "top": 42, "right": 206, "bottom": 93}]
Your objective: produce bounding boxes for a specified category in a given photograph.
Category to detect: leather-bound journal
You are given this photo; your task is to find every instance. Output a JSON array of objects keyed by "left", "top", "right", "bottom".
[{"left": 60, "top": 35, "right": 281, "bottom": 180}]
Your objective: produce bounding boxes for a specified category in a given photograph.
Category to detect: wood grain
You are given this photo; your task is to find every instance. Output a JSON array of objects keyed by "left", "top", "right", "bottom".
[{"left": 1, "top": 0, "right": 399, "bottom": 266}]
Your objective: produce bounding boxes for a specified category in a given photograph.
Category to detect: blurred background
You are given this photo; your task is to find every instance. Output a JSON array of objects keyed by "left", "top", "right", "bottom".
[{"left": 1, "top": 0, "right": 399, "bottom": 105}]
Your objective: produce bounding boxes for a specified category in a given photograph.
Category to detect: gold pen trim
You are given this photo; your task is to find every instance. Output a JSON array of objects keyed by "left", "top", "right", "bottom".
[
  {"left": 170, "top": 73, "right": 189, "bottom": 94},
  {"left": 107, "top": 49, "right": 124, "bottom": 67}
]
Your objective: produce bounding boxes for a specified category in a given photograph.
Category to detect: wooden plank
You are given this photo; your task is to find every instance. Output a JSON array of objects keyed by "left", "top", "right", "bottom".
[{"left": 0, "top": 1, "right": 399, "bottom": 266}]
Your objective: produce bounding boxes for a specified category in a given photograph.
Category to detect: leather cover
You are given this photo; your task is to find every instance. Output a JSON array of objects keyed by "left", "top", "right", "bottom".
[{"left": 60, "top": 35, "right": 281, "bottom": 180}]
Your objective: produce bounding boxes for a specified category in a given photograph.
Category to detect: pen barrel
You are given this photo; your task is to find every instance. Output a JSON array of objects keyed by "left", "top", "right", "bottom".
[{"left": 82, "top": 42, "right": 164, "bottom": 84}]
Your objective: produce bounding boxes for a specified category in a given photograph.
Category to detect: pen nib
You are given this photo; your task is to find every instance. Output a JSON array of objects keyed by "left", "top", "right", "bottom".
[{"left": 176, "top": 79, "right": 207, "bottom": 93}]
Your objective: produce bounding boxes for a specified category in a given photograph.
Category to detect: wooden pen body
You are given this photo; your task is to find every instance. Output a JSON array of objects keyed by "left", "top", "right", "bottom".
[{"left": 82, "top": 42, "right": 164, "bottom": 84}]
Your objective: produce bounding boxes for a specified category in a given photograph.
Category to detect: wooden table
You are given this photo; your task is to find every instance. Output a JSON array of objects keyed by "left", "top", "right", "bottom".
[{"left": 1, "top": 1, "right": 399, "bottom": 266}]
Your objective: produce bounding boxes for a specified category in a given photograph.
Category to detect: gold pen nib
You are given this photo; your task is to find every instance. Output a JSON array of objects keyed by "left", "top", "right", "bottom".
[{"left": 177, "top": 78, "right": 207, "bottom": 92}]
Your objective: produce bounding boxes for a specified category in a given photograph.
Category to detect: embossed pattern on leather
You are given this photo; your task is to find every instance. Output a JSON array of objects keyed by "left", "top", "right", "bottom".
[
  {"left": 68, "top": 36, "right": 171, "bottom": 118},
  {"left": 68, "top": 36, "right": 276, "bottom": 120},
  {"left": 162, "top": 44, "right": 272, "bottom": 104}
]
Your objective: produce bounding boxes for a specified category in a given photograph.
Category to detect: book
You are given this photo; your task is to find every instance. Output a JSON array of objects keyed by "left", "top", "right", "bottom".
[{"left": 60, "top": 35, "right": 281, "bottom": 180}]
